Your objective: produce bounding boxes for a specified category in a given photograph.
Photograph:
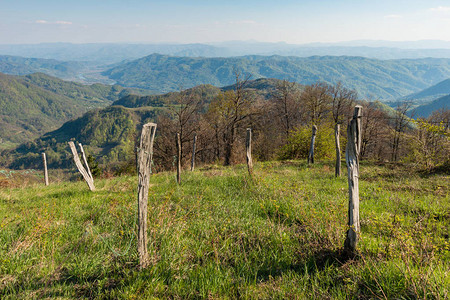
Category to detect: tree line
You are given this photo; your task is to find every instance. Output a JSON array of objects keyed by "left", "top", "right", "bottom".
[{"left": 151, "top": 73, "right": 450, "bottom": 173}]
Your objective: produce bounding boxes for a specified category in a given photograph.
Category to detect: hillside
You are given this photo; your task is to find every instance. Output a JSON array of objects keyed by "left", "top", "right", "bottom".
[
  {"left": 401, "top": 78, "right": 450, "bottom": 103},
  {"left": 102, "top": 54, "right": 450, "bottom": 99},
  {"left": 112, "top": 78, "right": 288, "bottom": 108},
  {"left": 413, "top": 94, "right": 450, "bottom": 118},
  {"left": 0, "top": 55, "right": 87, "bottom": 79},
  {"left": 7, "top": 105, "right": 164, "bottom": 169},
  {"left": 0, "top": 162, "right": 448, "bottom": 298},
  {"left": 0, "top": 72, "right": 131, "bottom": 148}
]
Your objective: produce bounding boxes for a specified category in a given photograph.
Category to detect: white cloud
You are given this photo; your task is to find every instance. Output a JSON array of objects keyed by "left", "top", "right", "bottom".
[
  {"left": 35, "top": 20, "right": 72, "bottom": 25},
  {"left": 429, "top": 6, "right": 450, "bottom": 13},
  {"left": 55, "top": 21, "right": 72, "bottom": 25},
  {"left": 384, "top": 14, "right": 402, "bottom": 19}
]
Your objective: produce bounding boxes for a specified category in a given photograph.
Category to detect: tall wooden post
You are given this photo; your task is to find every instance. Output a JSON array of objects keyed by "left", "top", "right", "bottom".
[
  {"left": 335, "top": 124, "right": 341, "bottom": 177},
  {"left": 137, "top": 122, "right": 157, "bottom": 269},
  {"left": 42, "top": 152, "right": 49, "bottom": 186},
  {"left": 344, "top": 106, "right": 362, "bottom": 252},
  {"left": 68, "top": 141, "right": 95, "bottom": 191},
  {"left": 176, "top": 133, "right": 181, "bottom": 184},
  {"left": 308, "top": 125, "right": 317, "bottom": 164},
  {"left": 191, "top": 134, "right": 197, "bottom": 172},
  {"left": 246, "top": 128, "right": 253, "bottom": 176}
]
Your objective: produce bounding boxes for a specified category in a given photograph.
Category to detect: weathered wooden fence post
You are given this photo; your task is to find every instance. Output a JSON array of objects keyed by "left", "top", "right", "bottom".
[
  {"left": 191, "top": 133, "right": 197, "bottom": 172},
  {"left": 335, "top": 124, "right": 341, "bottom": 177},
  {"left": 308, "top": 125, "right": 317, "bottom": 164},
  {"left": 176, "top": 133, "right": 181, "bottom": 184},
  {"left": 344, "top": 105, "right": 362, "bottom": 252},
  {"left": 137, "top": 122, "right": 157, "bottom": 269},
  {"left": 42, "top": 152, "right": 49, "bottom": 186},
  {"left": 246, "top": 128, "right": 253, "bottom": 176},
  {"left": 78, "top": 143, "right": 93, "bottom": 180},
  {"left": 68, "top": 141, "right": 95, "bottom": 191}
]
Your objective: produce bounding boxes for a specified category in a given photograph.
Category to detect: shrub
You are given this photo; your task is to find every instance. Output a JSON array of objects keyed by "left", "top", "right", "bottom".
[{"left": 278, "top": 124, "right": 335, "bottom": 160}]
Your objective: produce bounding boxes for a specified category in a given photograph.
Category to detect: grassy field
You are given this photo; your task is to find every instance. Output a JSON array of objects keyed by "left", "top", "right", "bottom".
[{"left": 0, "top": 161, "right": 449, "bottom": 299}]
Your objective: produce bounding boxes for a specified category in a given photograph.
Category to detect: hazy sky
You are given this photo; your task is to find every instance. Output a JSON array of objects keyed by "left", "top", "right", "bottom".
[{"left": 1, "top": 0, "right": 450, "bottom": 44}]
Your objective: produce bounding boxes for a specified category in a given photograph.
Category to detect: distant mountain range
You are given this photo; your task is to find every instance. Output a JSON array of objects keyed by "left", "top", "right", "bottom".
[
  {"left": 0, "top": 72, "right": 132, "bottom": 148},
  {"left": 2, "top": 41, "right": 450, "bottom": 64},
  {"left": 103, "top": 54, "right": 450, "bottom": 99}
]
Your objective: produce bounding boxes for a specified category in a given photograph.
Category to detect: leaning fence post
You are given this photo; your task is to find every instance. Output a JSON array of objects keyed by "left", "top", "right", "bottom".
[
  {"left": 246, "top": 128, "right": 253, "bottom": 176},
  {"left": 137, "top": 122, "right": 157, "bottom": 269},
  {"left": 176, "top": 133, "right": 181, "bottom": 184},
  {"left": 68, "top": 141, "right": 95, "bottom": 191},
  {"left": 308, "top": 125, "right": 317, "bottom": 164},
  {"left": 78, "top": 143, "right": 93, "bottom": 180},
  {"left": 335, "top": 124, "right": 341, "bottom": 177},
  {"left": 344, "top": 105, "right": 362, "bottom": 252},
  {"left": 42, "top": 152, "right": 49, "bottom": 186},
  {"left": 191, "top": 133, "right": 197, "bottom": 172}
]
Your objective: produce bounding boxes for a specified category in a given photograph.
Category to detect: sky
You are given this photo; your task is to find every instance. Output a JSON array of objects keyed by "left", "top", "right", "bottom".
[{"left": 1, "top": 0, "right": 450, "bottom": 45}]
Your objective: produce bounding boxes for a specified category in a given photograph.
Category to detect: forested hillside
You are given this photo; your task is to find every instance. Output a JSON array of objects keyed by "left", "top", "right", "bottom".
[
  {"left": 6, "top": 105, "right": 164, "bottom": 170},
  {"left": 103, "top": 54, "right": 450, "bottom": 99},
  {"left": 0, "top": 55, "right": 87, "bottom": 79},
  {"left": 402, "top": 78, "right": 450, "bottom": 103},
  {"left": 0, "top": 72, "right": 131, "bottom": 148}
]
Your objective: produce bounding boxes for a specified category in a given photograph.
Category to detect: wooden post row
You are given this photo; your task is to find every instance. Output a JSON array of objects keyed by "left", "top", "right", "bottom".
[
  {"left": 344, "top": 106, "right": 362, "bottom": 252},
  {"left": 68, "top": 141, "right": 95, "bottom": 191},
  {"left": 42, "top": 152, "right": 49, "bottom": 186},
  {"left": 137, "top": 122, "right": 157, "bottom": 269},
  {"left": 246, "top": 128, "right": 253, "bottom": 176},
  {"left": 308, "top": 125, "right": 317, "bottom": 164}
]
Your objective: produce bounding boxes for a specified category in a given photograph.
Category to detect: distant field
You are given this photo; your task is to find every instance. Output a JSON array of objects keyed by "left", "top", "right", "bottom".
[{"left": 0, "top": 161, "right": 448, "bottom": 299}]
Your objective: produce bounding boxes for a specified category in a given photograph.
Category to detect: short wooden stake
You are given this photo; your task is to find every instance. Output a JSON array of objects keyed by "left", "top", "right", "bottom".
[
  {"left": 308, "top": 125, "right": 317, "bottom": 164},
  {"left": 42, "top": 152, "right": 49, "bottom": 186},
  {"left": 335, "top": 124, "right": 341, "bottom": 177},
  {"left": 246, "top": 128, "right": 253, "bottom": 176},
  {"left": 344, "top": 106, "right": 362, "bottom": 252},
  {"left": 137, "top": 122, "right": 157, "bottom": 269},
  {"left": 191, "top": 134, "right": 197, "bottom": 172},
  {"left": 68, "top": 141, "right": 95, "bottom": 191},
  {"left": 176, "top": 133, "right": 181, "bottom": 184}
]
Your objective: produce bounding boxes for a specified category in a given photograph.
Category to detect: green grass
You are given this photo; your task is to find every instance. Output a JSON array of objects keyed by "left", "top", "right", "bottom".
[{"left": 0, "top": 161, "right": 449, "bottom": 299}]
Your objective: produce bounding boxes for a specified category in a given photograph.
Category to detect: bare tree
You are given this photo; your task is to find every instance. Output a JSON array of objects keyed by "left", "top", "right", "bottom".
[
  {"left": 272, "top": 80, "right": 301, "bottom": 138},
  {"left": 300, "top": 82, "right": 331, "bottom": 126},
  {"left": 330, "top": 82, "right": 357, "bottom": 176},
  {"left": 207, "top": 72, "right": 259, "bottom": 166},
  {"left": 391, "top": 102, "right": 412, "bottom": 162}
]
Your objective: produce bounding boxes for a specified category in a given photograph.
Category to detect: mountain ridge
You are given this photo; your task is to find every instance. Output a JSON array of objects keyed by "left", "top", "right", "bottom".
[{"left": 103, "top": 54, "right": 450, "bottom": 99}]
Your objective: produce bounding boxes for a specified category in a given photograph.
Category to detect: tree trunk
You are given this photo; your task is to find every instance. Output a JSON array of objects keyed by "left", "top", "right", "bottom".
[
  {"left": 335, "top": 124, "right": 341, "bottom": 177},
  {"left": 191, "top": 134, "right": 197, "bottom": 171},
  {"left": 137, "top": 122, "right": 157, "bottom": 269},
  {"left": 68, "top": 141, "right": 95, "bottom": 191},
  {"left": 246, "top": 128, "right": 253, "bottom": 176},
  {"left": 42, "top": 152, "right": 49, "bottom": 186},
  {"left": 344, "top": 106, "right": 362, "bottom": 252},
  {"left": 176, "top": 132, "right": 181, "bottom": 184},
  {"left": 308, "top": 125, "right": 317, "bottom": 164}
]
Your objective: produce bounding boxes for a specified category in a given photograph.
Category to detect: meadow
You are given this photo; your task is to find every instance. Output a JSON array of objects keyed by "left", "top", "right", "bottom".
[{"left": 0, "top": 161, "right": 449, "bottom": 299}]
